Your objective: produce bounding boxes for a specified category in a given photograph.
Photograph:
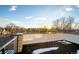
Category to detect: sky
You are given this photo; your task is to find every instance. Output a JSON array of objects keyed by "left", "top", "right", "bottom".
[{"left": 0, "top": 5, "right": 79, "bottom": 28}]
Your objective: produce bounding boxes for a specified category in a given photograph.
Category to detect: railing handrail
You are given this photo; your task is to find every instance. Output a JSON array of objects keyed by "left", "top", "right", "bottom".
[{"left": 0, "top": 36, "right": 17, "bottom": 51}]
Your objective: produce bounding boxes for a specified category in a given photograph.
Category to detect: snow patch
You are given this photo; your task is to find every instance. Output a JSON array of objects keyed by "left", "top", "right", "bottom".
[{"left": 32, "top": 47, "right": 59, "bottom": 54}]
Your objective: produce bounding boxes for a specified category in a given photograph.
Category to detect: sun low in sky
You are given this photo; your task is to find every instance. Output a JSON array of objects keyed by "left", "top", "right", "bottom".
[{"left": 0, "top": 5, "right": 79, "bottom": 28}]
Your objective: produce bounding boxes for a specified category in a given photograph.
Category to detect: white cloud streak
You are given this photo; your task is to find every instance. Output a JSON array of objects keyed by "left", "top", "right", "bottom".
[
  {"left": 25, "top": 16, "right": 47, "bottom": 21},
  {"left": 65, "top": 7, "right": 73, "bottom": 12},
  {"left": 25, "top": 16, "right": 33, "bottom": 19},
  {"left": 34, "top": 17, "right": 47, "bottom": 20}
]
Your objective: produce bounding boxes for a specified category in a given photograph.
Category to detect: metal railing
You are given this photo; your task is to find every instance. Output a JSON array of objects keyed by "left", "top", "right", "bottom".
[{"left": 0, "top": 33, "right": 23, "bottom": 54}]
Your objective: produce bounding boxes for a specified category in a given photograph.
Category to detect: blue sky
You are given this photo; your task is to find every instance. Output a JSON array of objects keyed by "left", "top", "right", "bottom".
[{"left": 0, "top": 5, "right": 79, "bottom": 28}]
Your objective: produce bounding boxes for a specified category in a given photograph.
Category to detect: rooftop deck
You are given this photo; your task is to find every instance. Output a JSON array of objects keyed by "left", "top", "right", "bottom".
[
  {"left": 0, "top": 33, "right": 79, "bottom": 54},
  {"left": 21, "top": 33, "right": 79, "bottom": 54}
]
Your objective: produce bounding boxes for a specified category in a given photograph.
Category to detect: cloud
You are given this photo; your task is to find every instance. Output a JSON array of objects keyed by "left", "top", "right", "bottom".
[
  {"left": 11, "top": 20, "right": 26, "bottom": 28},
  {"left": 0, "top": 18, "right": 26, "bottom": 28},
  {"left": 65, "top": 7, "right": 73, "bottom": 12},
  {"left": 25, "top": 16, "right": 47, "bottom": 21},
  {"left": 34, "top": 17, "right": 47, "bottom": 20},
  {"left": 25, "top": 16, "right": 33, "bottom": 19},
  {"left": 0, "top": 18, "right": 12, "bottom": 27},
  {"left": 9, "top": 6, "right": 17, "bottom": 12}
]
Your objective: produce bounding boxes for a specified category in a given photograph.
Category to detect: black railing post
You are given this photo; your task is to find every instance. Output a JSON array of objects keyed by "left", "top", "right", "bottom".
[
  {"left": 17, "top": 36, "right": 19, "bottom": 53},
  {"left": 1, "top": 48, "right": 5, "bottom": 54}
]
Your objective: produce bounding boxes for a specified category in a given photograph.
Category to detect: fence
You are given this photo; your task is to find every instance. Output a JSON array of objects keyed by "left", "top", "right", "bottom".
[{"left": 0, "top": 33, "right": 23, "bottom": 54}]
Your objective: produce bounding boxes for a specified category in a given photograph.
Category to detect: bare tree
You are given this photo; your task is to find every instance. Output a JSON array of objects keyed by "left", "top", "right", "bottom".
[
  {"left": 0, "top": 27, "right": 4, "bottom": 35},
  {"left": 53, "top": 16, "right": 74, "bottom": 31},
  {"left": 67, "top": 16, "right": 74, "bottom": 30},
  {"left": 53, "top": 19, "right": 59, "bottom": 30},
  {"left": 5, "top": 23, "right": 17, "bottom": 34}
]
